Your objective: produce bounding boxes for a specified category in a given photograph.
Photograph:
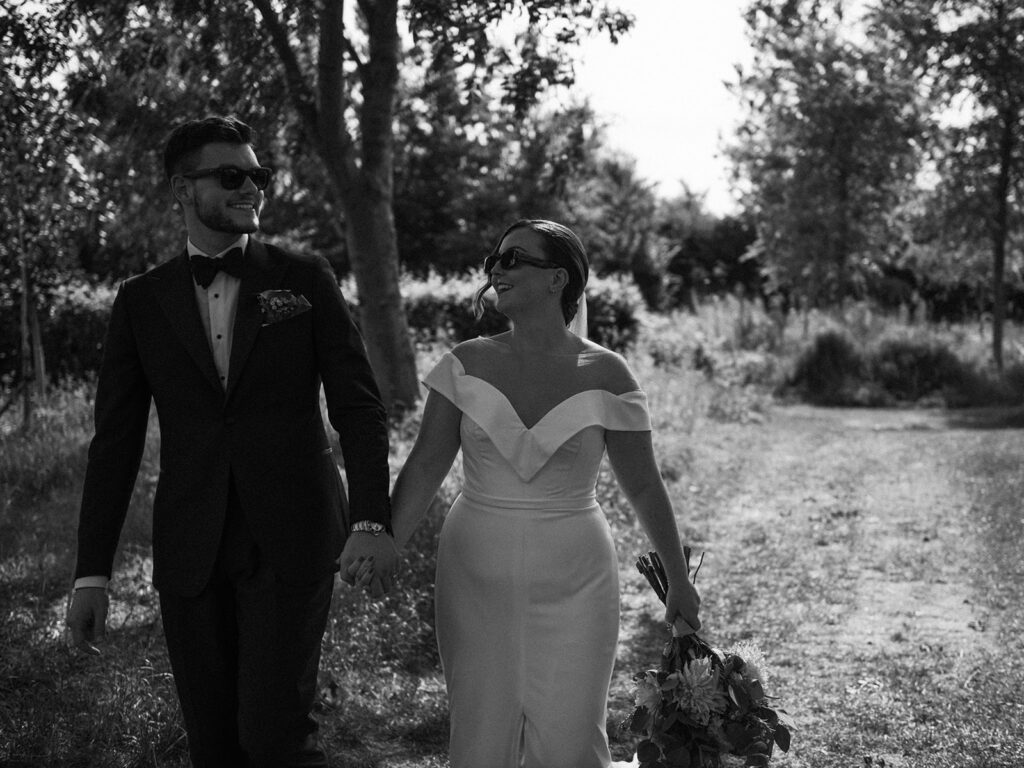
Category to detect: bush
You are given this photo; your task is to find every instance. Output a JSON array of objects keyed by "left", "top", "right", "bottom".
[
  {"left": 0, "top": 281, "right": 116, "bottom": 382},
  {"left": 0, "top": 380, "right": 96, "bottom": 506},
  {"left": 783, "top": 326, "right": 1024, "bottom": 408},
  {"left": 2, "top": 269, "right": 646, "bottom": 382},
  {"left": 869, "top": 336, "right": 970, "bottom": 402},
  {"left": 787, "top": 330, "right": 869, "bottom": 405},
  {"left": 351, "top": 270, "right": 643, "bottom": 352},
  {"left": 584, "top": 274, "right": 643, "bottom": 352},
  {"left": 43, "top": 282, "right": 117, "bottom": 380},
  {"left": 394, "top": 271, "right": 507, "bottom": 342}
]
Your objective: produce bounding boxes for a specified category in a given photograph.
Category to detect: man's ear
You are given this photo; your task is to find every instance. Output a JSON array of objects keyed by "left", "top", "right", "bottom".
[{"left": 170, "top": 176, "right": 193, "bottom": 208}]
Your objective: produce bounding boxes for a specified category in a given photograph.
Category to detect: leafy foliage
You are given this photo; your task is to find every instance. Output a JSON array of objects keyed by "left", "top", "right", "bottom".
[
  {"left": 785, "top": 325, "right": 1024, "bottom": 407},
  {"left": 406, "top": 0, "right": 634, "bottom": 116},
  {"left": 872, "top": 0, "right": 1024, "bottom": 369},
  {"left": 870, "top": 336, "right": 968, "bottom": 403},
  {"left": 0, "top": 272, "right": 645, "bottom": 380},
  {"left": 787, "top": 330, "right": 871, "bottom": 405},
  {"left": 572, "top": 154, "right": 665, "bottom": 309},
  {"left": 728, "top": 0, "right": 924, "bottom": 306}
]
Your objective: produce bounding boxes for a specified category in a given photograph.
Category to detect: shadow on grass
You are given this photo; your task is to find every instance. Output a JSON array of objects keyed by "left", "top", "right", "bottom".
[{"left": 944, "top": 405, "right": 1024, "bottom": 430}]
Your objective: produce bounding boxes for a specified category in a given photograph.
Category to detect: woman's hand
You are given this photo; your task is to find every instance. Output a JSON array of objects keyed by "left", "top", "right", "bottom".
[
  {"left": 342, "top": 555, "right": 381, "bottom": 594},
  {"left": 665, "top": 578, "right": 701, "bottom": 636}
]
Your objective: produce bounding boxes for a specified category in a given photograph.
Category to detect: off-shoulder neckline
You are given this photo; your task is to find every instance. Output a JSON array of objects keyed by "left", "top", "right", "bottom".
[{"left": 473, "top": 336, "right": 606, "bottom": 357}]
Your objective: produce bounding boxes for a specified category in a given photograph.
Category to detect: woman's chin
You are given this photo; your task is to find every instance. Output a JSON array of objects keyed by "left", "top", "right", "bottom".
[{"left": 493, "top": 295, "right": 520, "bottom": 318}]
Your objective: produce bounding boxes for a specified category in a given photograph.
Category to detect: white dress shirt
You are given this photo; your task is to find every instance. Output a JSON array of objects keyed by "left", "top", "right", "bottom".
[{"left": 188, "top": 236, "right": 247, "bottom": 389}]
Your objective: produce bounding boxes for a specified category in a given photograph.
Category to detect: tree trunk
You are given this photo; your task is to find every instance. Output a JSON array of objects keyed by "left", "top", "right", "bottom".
[
  {"left": 255, "top": 0, "right": 419, "bottom": 413},
  {"left": 338, "top": 0, "right": 418, "bottom": 412},
  {"left": 29, "top": 301, "right": 46, "bottom": 398},
  {"left": 19, "top": 257, "right": 33, "bottom": 432},
  {"left": 991, "top": 104, "right": 1014, "bottom": 373},
  {"left": 344, "top": 188, "right": 420, "bottom": 412}
]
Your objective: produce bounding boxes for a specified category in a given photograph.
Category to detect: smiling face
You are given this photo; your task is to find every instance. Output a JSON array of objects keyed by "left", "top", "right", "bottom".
[
  {"left": 489, "top": 227, "right": 567, "bottom": 319},
  {"left": 173, "top": 142, "right": 264, "bottom": 244}
]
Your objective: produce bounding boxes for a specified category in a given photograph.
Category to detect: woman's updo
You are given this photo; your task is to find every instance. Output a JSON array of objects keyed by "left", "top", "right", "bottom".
[{"left": 473, "top": 219, "right": 590, "bottom": 325}]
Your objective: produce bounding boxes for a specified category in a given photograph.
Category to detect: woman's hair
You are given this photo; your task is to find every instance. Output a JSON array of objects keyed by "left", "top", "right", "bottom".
[{"left": 472, "top": 219, "right": 590, "bottom": 326}]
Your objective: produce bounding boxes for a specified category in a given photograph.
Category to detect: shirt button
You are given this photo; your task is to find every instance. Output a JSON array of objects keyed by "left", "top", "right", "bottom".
[
  {"left": 216, "top": 334, "right": 223, "bottom": 339},
  {"left": 213, "top": 293, "right": 220, "bottom": 298}
]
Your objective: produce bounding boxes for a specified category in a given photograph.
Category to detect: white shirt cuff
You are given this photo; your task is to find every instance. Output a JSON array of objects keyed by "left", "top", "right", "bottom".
[{"left": 74, "top": 576, "right": 109, "bottom": 590}]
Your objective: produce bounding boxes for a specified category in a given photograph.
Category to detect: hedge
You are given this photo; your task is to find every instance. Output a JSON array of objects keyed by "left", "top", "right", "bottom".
[{"left": 1, "top": 272, "right": 642, "bottom": 381}]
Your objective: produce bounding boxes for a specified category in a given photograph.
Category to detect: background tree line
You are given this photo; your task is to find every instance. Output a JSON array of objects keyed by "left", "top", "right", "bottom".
[{"left": 3, "top": 0, "right": 1024, "bottom": 422}]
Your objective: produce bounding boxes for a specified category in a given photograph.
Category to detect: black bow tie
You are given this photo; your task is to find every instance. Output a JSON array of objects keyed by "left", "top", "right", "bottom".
[{"left": 190, "top": 247, "right": 245, "bottom": 288}]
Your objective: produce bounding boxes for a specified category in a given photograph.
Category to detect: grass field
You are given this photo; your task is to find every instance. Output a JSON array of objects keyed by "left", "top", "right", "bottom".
[{"left": 1, "top": 304, "right": 1022, "bottom": 767}]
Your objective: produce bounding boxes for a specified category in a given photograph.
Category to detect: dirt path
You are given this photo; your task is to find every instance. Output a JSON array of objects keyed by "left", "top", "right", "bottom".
[{"left": 612, "top": 404, "right": 1024, "bottom": 767}]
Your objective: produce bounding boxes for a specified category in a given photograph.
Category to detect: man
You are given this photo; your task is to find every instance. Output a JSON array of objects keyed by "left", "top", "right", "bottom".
[{"left": 66, "top": 116, "right": 398, "bottom": 767}]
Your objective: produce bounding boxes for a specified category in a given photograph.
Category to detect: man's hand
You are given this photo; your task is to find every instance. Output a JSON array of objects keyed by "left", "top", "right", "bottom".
[
  {"left": 67, "top": 587, "right": 110, "bottom": 655},
  {"left": 338, "top": 533, "right": 399, "bottom": 599}
]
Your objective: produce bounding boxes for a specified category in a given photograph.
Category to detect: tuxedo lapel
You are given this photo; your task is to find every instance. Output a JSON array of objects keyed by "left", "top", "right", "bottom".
[
  {"left": 155, "top": 253, "right": 225, "bottom": 395},
  {"left": 226, "top": 240, "right": 288, "bottom": 400}
]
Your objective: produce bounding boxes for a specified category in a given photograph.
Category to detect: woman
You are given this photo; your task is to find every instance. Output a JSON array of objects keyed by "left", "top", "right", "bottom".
[{"left": 386, "top": 219, "right": 700, "bottom": 767}]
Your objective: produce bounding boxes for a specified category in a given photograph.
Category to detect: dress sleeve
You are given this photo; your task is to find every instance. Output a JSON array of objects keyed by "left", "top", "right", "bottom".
[
  {"left": 603, "top": 390, "right": 653, "bottom": 431},
  {"left": 422, "top": 351, "right": 463, "bottom": 406}
]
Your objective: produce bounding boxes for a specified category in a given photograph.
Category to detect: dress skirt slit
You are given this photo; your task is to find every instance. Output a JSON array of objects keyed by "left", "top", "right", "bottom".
[{"left": 436, "top": 489, "right": 619, "bottom": 768}]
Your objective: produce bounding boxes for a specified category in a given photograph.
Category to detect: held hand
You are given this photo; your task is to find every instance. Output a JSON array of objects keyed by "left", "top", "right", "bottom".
[
  {"left": 342, "top": 556, "right": 376, "bottom": 590},
  {"left": 67, "top": 587, "right": 110, "bottom": 655},
  {"left": 338, "top": 533, "right": 399, "bottom": 599},
  {"left": 665, "top": 579, "right": 701, "bottom": 637}
]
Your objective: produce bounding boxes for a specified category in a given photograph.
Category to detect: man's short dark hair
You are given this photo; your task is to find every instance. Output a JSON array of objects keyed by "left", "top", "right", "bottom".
[{"left": 163, "top": 116, "right": 255, "bottom": 179}]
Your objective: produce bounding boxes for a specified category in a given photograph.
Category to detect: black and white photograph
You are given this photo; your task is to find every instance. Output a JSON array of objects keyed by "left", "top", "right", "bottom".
[{"left": 2, "top": 1, "right": 1022, "bottom": 766}]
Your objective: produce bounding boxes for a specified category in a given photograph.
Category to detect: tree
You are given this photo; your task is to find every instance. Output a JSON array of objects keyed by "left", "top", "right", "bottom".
[
  {"left": 728, "top": 0, "right": 923, "bottom": 307},
  {"left": 875, "top": 0, "right": 1024, "bottom": 370},
  {"left": 0, "top": 4, "right": 91, "bottom": 429},
  {"left": 63, "top": 0, "right": 633, "bottom": 411},
  {"left": 572, "top": 153, "right": 664, "bottom": 309},
  {"left": 391, "top": 58, "right": 614, "bottom": 277}
]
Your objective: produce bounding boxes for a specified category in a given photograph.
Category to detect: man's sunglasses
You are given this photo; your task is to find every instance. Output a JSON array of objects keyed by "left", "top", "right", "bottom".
[
  {"left": 485, "top": 247, "right": 560, "bottom": 273},
  {"left": 180, "top": 165, "right": 275, "bottom": 190}
]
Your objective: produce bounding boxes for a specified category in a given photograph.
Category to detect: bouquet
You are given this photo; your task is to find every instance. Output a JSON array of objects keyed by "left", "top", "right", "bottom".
[{"left": 624, "top": 550, "right": 793, "bottom": 768}]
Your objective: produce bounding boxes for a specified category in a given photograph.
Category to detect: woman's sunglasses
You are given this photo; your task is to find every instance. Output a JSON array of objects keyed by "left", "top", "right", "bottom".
[
  {"left": 485, "top": 247, "right": 560, "bottom": 273},
  {"left": 180, "top": 165, "right": 275, "bottom": 190}
]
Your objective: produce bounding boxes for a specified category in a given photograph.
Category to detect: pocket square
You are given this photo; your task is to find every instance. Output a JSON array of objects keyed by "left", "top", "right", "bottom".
[{"left": 256, "top": 289, "right": 312, "bottom": 326}]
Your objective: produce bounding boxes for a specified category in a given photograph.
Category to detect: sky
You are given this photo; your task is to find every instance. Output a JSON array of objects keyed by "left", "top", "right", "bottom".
[{"left": 570, "top": 0, "right": 753, "bottom": 215}]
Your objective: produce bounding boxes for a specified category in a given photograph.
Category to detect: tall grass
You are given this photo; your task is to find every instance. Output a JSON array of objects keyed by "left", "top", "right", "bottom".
[
  {"left": 663, "top": 294, "right": 1024, "bottom": 407},
  {"left": 1, "top": 302, "right": 1020, "bottom": 765},
  {"left": 0, "top": 321, "right": 722, "bottom": 766}
]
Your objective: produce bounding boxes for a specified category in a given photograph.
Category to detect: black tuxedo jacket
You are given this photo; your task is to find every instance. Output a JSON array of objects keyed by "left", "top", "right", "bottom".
[{"left": 74, "top": 240, "right": 391, "bottom": 596}]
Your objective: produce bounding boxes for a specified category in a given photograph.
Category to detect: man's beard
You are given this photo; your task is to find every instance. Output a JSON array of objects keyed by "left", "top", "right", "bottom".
[{"left": 195, "top": 198, "right": 260, "bottom": 234}]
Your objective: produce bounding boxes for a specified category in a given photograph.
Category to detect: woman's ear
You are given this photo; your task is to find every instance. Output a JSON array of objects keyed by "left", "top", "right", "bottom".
[{"left": 550, "top": 267, "right": 569, "bottom": 293}]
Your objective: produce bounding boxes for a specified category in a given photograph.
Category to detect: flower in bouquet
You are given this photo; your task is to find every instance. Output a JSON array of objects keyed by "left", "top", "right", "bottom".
[
  {"left": 729, "top": 641, "right": 769, "bottom": 689},
  {"left": 624, "top": 551, "right": 793, "bottom": 768},
  {"left": 667, "top": 656, "right": 728, "bottom": 726},
  {"left": 634, "top": 671, "right": 664, "bottom": 713}
]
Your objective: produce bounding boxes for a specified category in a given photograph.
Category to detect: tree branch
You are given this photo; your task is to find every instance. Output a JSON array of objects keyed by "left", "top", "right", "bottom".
[
  {"left": 358, "top": 0, "right": 400, "bottom": 196},
  {"left": 318, "top": 0, "right": 361, "bottom": 193},
  {"left": 319, "top": 0, "right": 350, "bottom": 134},
  {"left": 250, "top": 0, "right": 322, "bottom": 144}
]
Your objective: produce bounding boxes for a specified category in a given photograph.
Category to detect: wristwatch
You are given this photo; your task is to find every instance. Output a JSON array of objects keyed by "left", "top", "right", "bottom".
[{"left": 350, "top": 520, "right": 388, "bottom": 536}]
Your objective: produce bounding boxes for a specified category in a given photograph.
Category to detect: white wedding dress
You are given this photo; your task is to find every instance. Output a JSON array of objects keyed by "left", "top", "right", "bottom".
[{"left": 424, "top": 340, "right": 651, "bottom": 768}]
